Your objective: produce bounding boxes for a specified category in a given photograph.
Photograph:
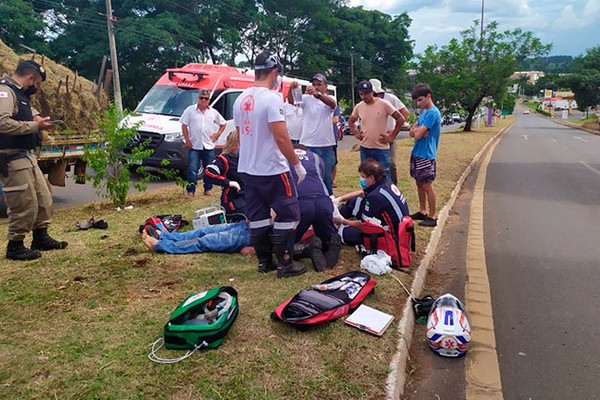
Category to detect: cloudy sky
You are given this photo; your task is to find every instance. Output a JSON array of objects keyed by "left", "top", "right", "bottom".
[{"left": 349, "top": 0, "right": 599, "bottom": 58}]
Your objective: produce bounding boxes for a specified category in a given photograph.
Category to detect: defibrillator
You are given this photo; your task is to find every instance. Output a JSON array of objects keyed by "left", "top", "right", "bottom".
[{"left": 192, "top": 206, "right": 226, "bottom": 229}]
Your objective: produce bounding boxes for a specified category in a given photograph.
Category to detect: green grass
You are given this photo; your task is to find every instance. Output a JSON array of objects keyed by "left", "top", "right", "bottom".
[{"left": 0, "top": 118, "right": 512, "bottom": 399}]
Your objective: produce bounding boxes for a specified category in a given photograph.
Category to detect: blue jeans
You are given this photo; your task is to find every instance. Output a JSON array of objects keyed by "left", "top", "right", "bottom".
[
  {"left": 187, "top": 148, "right": 214, "bottom": 194},
  {"left": 360, "top": 146, "right": 391, "bottom": 182},
  {"left": 307, "top": 146, "right": 335, "bottom": 195},
  {"left": 154, "top": 222, "right": 251, "bottom": 254}
]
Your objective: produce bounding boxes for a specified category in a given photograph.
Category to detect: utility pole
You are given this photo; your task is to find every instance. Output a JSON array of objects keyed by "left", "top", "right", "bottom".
[
  {"left": 105, "top": 0, "right": 123, "bottom": 115},
  {"left": 480, "top": 0, "right": 485, "bottom": 42},
  {"left": 350, "top": 52, "right": 355, "bottom": 108}
]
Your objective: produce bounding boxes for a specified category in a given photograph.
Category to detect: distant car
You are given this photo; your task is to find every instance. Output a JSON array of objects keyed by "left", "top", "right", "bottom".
[
  {"left": 400, "top": 122, "right": 410, "bottom": 131},
  {"left": 523, "top": 109, "right": 530, "bottom": 114},
  {"left": 451, "top": 113, "right": 462, "bottom": 123},
  {"left": 442, "top": 115, "right": 453, "bottom": 125}
]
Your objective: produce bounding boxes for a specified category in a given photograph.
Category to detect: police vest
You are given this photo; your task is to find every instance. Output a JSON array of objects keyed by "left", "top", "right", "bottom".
[{"left": 0, "top": 79, "right": 40, "bottom": 150}]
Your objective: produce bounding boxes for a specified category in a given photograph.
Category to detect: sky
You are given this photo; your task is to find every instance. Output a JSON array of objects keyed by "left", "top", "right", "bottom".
[{"left": 349, "top": 0, "right": 600, "bottom": 58}]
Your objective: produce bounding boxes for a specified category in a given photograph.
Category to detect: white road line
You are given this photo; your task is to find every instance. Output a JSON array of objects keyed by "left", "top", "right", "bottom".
[
  {"left": 522, "top": 135, "right": 528, "bottom": 140},
  {"left": 573, "top": 136, "right": 589, "bottom": 143},
  {"left": 580, "top": 161, "right": 600, "bottom": 177},
  {"left": 550, "top": 138, "right": 557, "bottom": 143}
]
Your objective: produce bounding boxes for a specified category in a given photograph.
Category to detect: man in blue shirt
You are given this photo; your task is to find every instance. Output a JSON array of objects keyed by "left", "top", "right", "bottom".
[{"left": 409, "top": 84, "right": 442, "bottom": 227}]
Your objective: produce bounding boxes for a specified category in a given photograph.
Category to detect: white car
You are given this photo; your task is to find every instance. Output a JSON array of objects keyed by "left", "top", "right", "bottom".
[{"left": 523, "top": 109, "right": 530, "bottom": 114}]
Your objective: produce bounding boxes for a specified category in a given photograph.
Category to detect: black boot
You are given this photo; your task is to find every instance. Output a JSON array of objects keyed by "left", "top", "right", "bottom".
[
  {"left": 323, "top": 233, "right": 342, "bottom": 269},
  {"left": 251, "top": 231, "right": 276, "bottom": 273},
  {"left": 6, "top": 240, "right": 42, "bottom": 261},
  {"left": 293, "top": 237, "right": 326, "bottom": 272},
  {"left": 31, "top": 228, "right": 68, "bottom": 251},
  {"left": 273, "top": 230, "right": 307, "bottom": 278}
]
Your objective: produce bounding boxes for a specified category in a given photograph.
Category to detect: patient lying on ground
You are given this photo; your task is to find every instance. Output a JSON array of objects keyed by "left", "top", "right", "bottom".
[{"left": 141, "top": 221, "right": 255, "bottom": 255}]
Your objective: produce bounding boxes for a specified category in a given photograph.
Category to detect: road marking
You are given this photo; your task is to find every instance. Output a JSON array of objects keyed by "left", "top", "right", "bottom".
[
  {"left": 573, "top": 136, "right": 588, "bottom": 143},
  {"left": 580, "top": 161, "right": 600, "bottom": 177},
  {"left": 522, "top": 134, "right": 528, "bottom": 140},
  {"left": 465, "top": 131, "right": 505, "bottom": 399},
  {"left": 550, "top": 138, "right": 557, "bottom": 143}
]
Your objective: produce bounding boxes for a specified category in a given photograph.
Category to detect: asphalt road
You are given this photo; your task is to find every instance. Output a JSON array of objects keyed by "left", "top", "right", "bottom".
[{"left": 484, "top": 112, "right": 600, "bottom": 398}]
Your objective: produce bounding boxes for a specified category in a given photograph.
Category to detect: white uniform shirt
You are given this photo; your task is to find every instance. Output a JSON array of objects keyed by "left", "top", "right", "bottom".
[
  {"left": 299, "top": 94, "right": 336, "bottom": 147},
  {"left": 234, "top": 87, "right": 288, "bottom": 176},
  {"left": 283, "top": 102, "right": 303, "bottom": 141},
  {"left": 380, "top": 92, "right": 406, "bottom": 132},
  {"left": 180, "top": 105, "right": 226, "bottom": 150}
]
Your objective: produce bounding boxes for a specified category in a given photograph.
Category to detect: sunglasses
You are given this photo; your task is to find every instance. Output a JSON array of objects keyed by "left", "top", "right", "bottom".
[{"left": 198, "top": 97, "right": 210, "bottom": 100}]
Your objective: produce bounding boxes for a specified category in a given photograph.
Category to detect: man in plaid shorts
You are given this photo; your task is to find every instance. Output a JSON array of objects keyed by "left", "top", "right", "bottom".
[{"left": 409, "top": 84, "right": 442, "bottom": 227}]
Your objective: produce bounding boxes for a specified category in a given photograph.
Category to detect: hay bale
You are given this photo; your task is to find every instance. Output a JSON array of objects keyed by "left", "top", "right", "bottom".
[{"left": 0, "top": 39, "right": 109, "bottom": 136}]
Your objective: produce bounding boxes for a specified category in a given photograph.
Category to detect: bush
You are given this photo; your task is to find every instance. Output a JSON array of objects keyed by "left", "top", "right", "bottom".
[{"left": 83, "top": 106, "right": 181, "bottom": 208}]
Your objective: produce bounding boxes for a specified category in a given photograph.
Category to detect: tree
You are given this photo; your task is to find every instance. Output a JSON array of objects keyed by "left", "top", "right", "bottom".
[
  {"left": 562, "top": 46, "right": 600, "bottom": 114},
  {"left": 84, "top": 106, "right": 179, "bottom": 208},
  {"left": 0, "top": 0, "right": 48, "bottom": 53},
  {"left": 415, "top": 21, "right": 551, "bottom": 131}
]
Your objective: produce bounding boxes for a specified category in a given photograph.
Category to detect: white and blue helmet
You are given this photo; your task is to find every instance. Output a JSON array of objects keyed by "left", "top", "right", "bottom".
[{"left": 426, "top": 293, "right": 471, "bottom": 358}]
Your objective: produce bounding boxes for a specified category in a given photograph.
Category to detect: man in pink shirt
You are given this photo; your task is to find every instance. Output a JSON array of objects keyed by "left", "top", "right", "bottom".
[{"left": 348, "top": 81, "right": 403, "bottom": 181}]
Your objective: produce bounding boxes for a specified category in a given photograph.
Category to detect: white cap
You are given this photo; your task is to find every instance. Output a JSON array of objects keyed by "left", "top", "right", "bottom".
[{"left": 369, "top": 78, "right": 384, "bottom": 94}]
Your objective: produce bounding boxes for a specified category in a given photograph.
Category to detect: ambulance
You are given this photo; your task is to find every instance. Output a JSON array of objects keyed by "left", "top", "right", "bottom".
[{"left": 124, "top": 63, "right": 337, "bottom": 174}]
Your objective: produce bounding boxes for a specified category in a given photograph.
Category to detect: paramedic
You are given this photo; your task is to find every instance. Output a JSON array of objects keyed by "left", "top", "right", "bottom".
[
  {"left": 233, "top": 50, "right": 307, "bottom": 279},
  {"left": 335, "top": 158, "right": 409, "bottom": 246}
]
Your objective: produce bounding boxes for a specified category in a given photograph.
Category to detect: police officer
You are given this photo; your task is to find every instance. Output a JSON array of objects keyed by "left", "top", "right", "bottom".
[
  {"left": 0, "top": 60, "right": 68, "bottom": 261},
  {"left": 233, "top": 50, "right": 307, "bottom": 278},
  {"left": 336, "top": 158, "right": 409, "bottom": 246}
]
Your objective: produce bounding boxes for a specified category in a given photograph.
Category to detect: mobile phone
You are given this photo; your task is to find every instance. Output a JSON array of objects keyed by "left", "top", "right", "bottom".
[{"left": 49, "top": 119, "right": 64, "bottom": 124}]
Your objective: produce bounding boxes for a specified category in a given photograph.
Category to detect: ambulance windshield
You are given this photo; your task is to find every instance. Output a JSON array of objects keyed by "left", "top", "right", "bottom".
[{"left": 135, "top": 86, "right": 200, "bottom": 117}]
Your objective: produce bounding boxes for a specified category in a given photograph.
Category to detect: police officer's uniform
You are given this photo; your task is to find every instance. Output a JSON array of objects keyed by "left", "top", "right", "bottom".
[{"left": 0, "top": 62, "right": 67, "bottom": 260}]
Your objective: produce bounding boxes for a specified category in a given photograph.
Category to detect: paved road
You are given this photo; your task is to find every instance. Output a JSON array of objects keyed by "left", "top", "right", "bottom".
[{"left": 485, "top": 113, "right": 600, "bottom": 398}]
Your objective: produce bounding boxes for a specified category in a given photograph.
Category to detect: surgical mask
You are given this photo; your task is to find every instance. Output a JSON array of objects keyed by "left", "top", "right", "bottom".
[{"left": 359, "top": 177, "right": 368, "bottom": 190}]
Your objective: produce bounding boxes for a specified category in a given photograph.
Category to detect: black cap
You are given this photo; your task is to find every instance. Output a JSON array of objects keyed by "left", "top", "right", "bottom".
[
  {"left": 18, "top": 60, "right": 47, "bottom": 81},
  {"left": 311, "top": 73, "right": 327, "bottom": 83},
  {"left": 356, "top": 80, "right": 373, "bottom": 92}
]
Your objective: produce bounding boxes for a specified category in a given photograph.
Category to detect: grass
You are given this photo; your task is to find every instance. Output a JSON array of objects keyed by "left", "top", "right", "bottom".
[{"left": 0, "top": 118, "right": 513, "bottom": 400}]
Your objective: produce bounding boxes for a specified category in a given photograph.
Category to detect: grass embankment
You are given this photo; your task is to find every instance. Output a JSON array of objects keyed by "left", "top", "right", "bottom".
[{"left": 0, "top": 118, "right": 513, "bottom": 400}]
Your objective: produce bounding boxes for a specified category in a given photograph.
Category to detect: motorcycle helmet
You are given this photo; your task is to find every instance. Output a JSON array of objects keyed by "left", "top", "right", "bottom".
[{"left": 426, "top": 293, "right": 471, "bottom": 358}]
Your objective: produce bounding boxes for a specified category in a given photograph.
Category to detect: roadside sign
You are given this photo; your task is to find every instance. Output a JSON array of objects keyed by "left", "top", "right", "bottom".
[{"left": 494, "top": 109, "right": 502, "bottom": 117}]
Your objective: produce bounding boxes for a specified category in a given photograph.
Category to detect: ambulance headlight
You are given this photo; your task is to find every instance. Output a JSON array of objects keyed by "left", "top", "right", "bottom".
[{"left": 164, "top": 132, "right": 184, "bottom": 142}]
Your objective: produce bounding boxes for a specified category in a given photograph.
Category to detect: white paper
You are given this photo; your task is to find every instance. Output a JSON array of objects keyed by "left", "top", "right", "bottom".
[{"left": 345, "top": 304, "right": 394, "bottom": 335}]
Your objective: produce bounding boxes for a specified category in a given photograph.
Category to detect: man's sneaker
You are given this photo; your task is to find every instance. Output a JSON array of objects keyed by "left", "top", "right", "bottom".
[
  {"left": 6, "top": 240, "right": 42, "bottom": 261},
  {"left": 410, "top": 211, "right": 428, "bottom": 221},
  {"left": 419, "top": 216, "right": 437, "bottom": 227}
]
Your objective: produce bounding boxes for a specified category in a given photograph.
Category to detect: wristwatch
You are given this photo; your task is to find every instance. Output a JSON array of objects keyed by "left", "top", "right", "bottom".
[{"left": 316, "top": 92, "right": 322, "bottom": 98}]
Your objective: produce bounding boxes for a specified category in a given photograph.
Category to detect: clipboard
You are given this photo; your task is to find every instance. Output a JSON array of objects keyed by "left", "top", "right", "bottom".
[{"left": 344, "top": 304, "right": 394, "bottom": 336}]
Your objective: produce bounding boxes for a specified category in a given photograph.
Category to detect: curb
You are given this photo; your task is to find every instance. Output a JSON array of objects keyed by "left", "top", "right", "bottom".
[
  {"left": 386, "top": 123, "right": 515, "bottom": 400},
  {"left": 550, "top": 118, "right": 600, "bottom": 136}
]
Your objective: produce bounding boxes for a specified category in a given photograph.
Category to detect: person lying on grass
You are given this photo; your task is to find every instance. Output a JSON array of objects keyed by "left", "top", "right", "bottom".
[{"left": 141, "top": 220, "right": 255, "bottom": 255}]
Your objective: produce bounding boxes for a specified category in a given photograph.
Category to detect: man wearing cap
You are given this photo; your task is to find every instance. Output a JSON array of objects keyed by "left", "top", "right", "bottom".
[
  {"left": 233, "top": 50, "right": 307, "bottom": 279},
  {"left": 0, "top": 60, "right": 68, "bottom": 261},
  {"left": 369, "top": 78, "right": 410, "bottom": 185},
  {"left": 287, "top": 73, "right": 337, "bottom": 195},
  {"left": 349, "top": 80, "right": 403, "bottom": 182},
  {"left": 180, "top": 89, "right": 226, "bottom": 197}
]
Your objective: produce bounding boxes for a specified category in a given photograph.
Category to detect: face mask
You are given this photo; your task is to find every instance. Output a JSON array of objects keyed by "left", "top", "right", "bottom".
[
  {"left": 271, "top": 75, "right": 282, "bottom": 91},
  {"left": 23, "top": 84, "right": 37, "bottom": 97},
  {"left": 359, "top": 177, "right": 368, "bottom": 190}
]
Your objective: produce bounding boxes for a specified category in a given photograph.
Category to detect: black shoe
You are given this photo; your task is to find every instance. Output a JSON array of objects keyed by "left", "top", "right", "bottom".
[
  {"left": 31, "top": 228, "right": 68, "bottom": 251},
  {"left": 258, "top": 262, "right": 277, "bottom": 273},
  {"left": 419, "top": 216, "right": 437, "bottom": 227},
  {"left": 6, "top": 240, "right": 42, "bottom": 261},
  {"left": 410, "top": 211, "right": 428, "bottom": 221},
  {"left": 277, "top": 261, "right": 307, "bottom": 278},
  {"left": 323, "top": 233, "right": 342, "bottom": 269},
  {"left": 302, "top": 236, "right": 327, "bottom": 272}
]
